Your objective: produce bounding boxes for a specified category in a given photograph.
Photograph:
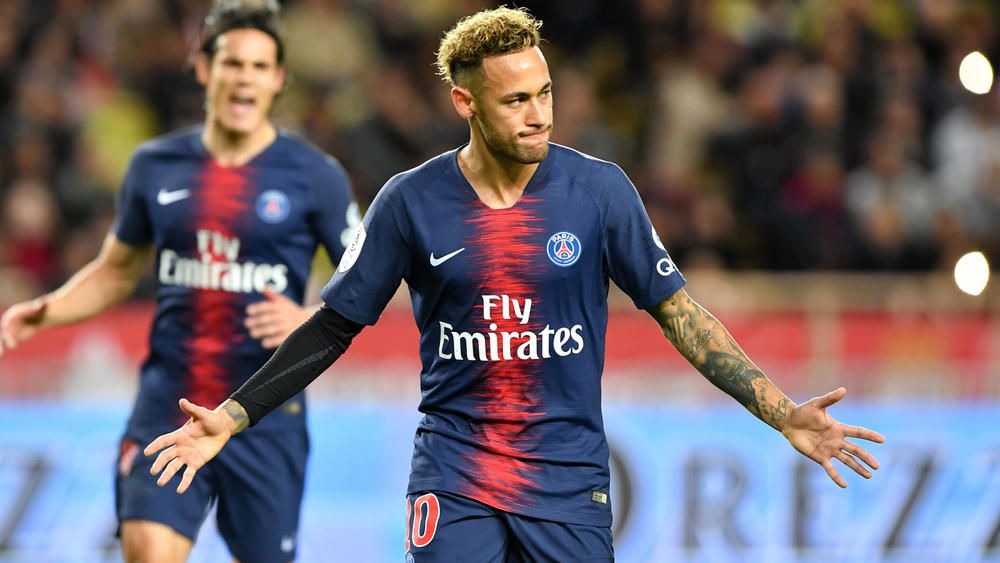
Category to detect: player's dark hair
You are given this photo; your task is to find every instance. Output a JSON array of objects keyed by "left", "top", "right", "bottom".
[{"left": 200, "top": 0, "right": 285, "bottom": 64}]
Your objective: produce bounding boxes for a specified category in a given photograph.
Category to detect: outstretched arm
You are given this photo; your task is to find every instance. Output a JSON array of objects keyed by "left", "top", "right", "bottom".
[
  {"left": 0, "top": 234, "right": 149, "bottom": 354},
  {"left": 144, "top": 305, "right": 363, "bottom": 492},
  {"left": 646, "top": 288, "right": 884, "bottom": 487},
  {"left": 244, "top": 287, "right": 321, "bottom": 349}
]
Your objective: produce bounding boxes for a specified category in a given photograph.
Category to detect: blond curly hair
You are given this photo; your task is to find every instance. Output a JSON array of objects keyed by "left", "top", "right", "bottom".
[{"left": 435, "top": 7, "right": 542, "bottom": 87}]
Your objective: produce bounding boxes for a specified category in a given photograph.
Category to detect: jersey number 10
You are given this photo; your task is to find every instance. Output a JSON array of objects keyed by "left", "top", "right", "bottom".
[{"left": 405, "top": 493, "right": 441, "bottom": 551}]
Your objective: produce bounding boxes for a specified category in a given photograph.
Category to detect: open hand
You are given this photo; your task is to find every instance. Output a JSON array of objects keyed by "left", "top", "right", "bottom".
[
  {"left": 244, "top": 287, "right": 311, "bottom": 349},
  {"left": 781, "top": 387, "right": 885, "bottom": 488},
  {"left": 143, "top": 398, "right": 236, "bottom": 493}
]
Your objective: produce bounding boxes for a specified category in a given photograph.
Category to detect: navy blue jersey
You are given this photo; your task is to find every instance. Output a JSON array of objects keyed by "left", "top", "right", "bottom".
[
  {"left": 114, "top": 126, "right": 356, "bottom": 434},
  {"left": 322, "top": 144, "right": 685, "bottom": 526}
]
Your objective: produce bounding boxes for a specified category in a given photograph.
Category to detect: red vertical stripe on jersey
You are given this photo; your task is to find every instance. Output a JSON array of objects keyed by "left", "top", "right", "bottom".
[
  {"left": 461, "top": 197, "right": 546, "bottom": 511},
  {"left": 186, "top": 162, "right": 249, "bottom": 415}
]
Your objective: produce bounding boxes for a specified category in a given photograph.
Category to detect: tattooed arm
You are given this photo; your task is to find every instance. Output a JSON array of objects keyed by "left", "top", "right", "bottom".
[
  {"left": 646, "top": 288, "right": 793, "bottom": 430},
  {"left": 647, "top": 288, "right": 885, "bottom": 487}
]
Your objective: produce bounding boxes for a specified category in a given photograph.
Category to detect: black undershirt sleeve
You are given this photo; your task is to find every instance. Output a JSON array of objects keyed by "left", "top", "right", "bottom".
[{"left": 229, "top": 305, "right": 364, "bottom": 426}]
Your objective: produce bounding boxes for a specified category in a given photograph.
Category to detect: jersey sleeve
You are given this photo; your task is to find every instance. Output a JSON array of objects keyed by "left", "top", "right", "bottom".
[
  {"left": 309, "top": 154, "right": 358, "bottom": 263},
  {"left": 601, "top": 163, "right": 685, "bottom": 309},
  {"left": 320, "top": 176, "right": 412, "bottom": 325},
  {"left": 111, "top": 151, "right": 153, "bottom": 247}
]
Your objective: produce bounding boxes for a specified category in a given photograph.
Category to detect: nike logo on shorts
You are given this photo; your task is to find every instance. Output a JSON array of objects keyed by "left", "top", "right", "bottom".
[
  {"left": 157, "top": 188, "right": 191, "bottom": 205},
  {"left": 430, "top": 248, "right": 465, "bottom": 267}
]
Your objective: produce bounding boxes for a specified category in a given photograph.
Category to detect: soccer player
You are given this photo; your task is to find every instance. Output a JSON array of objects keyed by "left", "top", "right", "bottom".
[
  {"left": 143, "top": 7, "right": 884, "bottom": 562},
  {"left": 0, "top": 2, "right": 357, "bottom": 562}
]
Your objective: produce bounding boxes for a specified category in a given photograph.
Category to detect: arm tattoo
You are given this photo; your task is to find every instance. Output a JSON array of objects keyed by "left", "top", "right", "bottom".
[
  {"left": 657, "top": 298, "right": 709, "bottom": 358},
  {"left": 653, "top": 293, "right": 793, "bottom": 430},
  {"left": 754, "top": 378, "right": 793, "bottom": 427},
  {"left": 662, "top": 314, "right": 689, "bottom": 344},
  {"left": 222, "top": 400, "right": 250, "bottom": 434},
  {"left": 703, "top": 347, "right": 766, "bottom": 417},
  {"left": 689, "top": 329, "right": 713, "bottom": 357},
  {"left": 700, "top": 339, "right": 792, "bottom": 429}
]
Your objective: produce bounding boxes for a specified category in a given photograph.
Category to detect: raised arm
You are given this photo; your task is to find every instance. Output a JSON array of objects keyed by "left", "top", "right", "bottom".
[
  {"left": 646, "top": 288, "right": 884, "bottom": 487},
  {"left": 1, "top": 234, "right": 150, "bottom": 354}
]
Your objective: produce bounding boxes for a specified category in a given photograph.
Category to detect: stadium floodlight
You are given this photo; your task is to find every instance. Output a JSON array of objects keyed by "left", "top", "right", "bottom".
[
  {"left": 954, "top": 251, "right": 990, "bottom": 296},
  {"left": 959, "top": 51, "right": 993, "bottom": 95}
]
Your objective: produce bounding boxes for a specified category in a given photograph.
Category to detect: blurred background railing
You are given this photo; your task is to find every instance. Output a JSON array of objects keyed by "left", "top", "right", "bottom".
[{"left": 2, "top": 273, "right": 997, "bottom": 402}]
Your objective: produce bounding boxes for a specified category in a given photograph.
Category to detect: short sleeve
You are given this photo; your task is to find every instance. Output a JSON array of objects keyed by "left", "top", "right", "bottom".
[
  {"left": 602, "top": 164, "right": 685, "bottom": 309},
  {"left": 320, "top": 177, "right": 411, "bottom": 325},
  {"left": 112, "top": 152, "right": 153, "bottom": 246},
  {"left": 309, "top": 155, "right": 358, "bottom": 263}
]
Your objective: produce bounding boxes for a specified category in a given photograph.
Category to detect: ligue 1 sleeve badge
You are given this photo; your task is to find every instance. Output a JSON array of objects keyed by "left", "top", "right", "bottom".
[
  {"left": 256, "top": 189, "right": 291, "bottom": 224},
  {"left": 546, "top": 231, "right": 581, "bottom": 267}
]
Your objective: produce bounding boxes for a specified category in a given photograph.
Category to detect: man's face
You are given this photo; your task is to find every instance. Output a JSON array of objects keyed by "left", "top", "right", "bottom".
[
  {"left": 198, "top": 28, "right": 284, "bottom": 137},
  {"left": 471, "top": 46, "right": 553, "bottom": 164}
]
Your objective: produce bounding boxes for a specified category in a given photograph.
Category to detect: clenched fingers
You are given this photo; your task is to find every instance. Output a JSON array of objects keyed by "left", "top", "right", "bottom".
[
  {"left": 247, "top": 323, "right": 282, "bottom": 340},
  {"left": 245, "top": 311, "right": 280, "bottom": 331}
]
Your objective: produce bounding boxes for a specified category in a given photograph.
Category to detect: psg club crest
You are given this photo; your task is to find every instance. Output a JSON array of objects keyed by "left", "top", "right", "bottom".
[
  {"left": 546, "top": 231, "right": 581, "bottom": 267},
  {"left": 256, "top": 190, "right": 291, "bottom": 224}
]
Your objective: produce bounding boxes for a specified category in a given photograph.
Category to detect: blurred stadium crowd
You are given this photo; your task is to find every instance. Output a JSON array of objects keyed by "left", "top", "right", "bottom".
[{"left": 1, "top": 0, "right": 998, "bottom": 308}]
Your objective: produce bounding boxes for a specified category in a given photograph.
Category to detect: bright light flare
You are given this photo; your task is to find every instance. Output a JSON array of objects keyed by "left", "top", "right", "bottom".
[
  {"left": 954, "top": 251, "right": 990, "bottom": 296},
  {"left": 959, "top": 51, "right": 994, "bottom": 95}
]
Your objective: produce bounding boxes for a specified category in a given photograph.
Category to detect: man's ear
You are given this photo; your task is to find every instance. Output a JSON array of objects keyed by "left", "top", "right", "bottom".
[
  {"left": 451, "top": 86, "right": 476, "bottom": 120},
  {"left": 272, "top": 65, "right": 287, "bottom": 94},
  {"left": 194, "top": 52, "right": 211, "bottom": 87}
]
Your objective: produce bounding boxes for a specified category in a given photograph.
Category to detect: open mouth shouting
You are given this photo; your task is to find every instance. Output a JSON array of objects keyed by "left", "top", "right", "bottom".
[{"left": 228, "top": 93, "right": 258, "bottom": 119}]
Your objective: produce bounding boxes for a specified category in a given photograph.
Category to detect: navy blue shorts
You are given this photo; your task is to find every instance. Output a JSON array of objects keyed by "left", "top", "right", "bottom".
[
  {"left": 115, "top": 427, "right": 308, "bottom": 563},
  {"left": 404, "top": 490, "right": 613, "bottom": 562}
]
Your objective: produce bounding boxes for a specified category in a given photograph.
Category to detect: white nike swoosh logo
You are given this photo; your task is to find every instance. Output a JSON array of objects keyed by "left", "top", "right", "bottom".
[
  {"left": 430, "top": 247, "right": 465, "bottom": 267},
  {"left": 157, "top": 188, "right": 191, "bottom": 205}
]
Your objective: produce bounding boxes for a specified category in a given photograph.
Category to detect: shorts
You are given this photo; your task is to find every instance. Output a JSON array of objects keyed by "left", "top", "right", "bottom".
[
  {"left": 404, "top": 490, "right": 613, "bottom": 562},
  {"left": 115, "top": 427, "right": 309, "bottom": 563}
]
